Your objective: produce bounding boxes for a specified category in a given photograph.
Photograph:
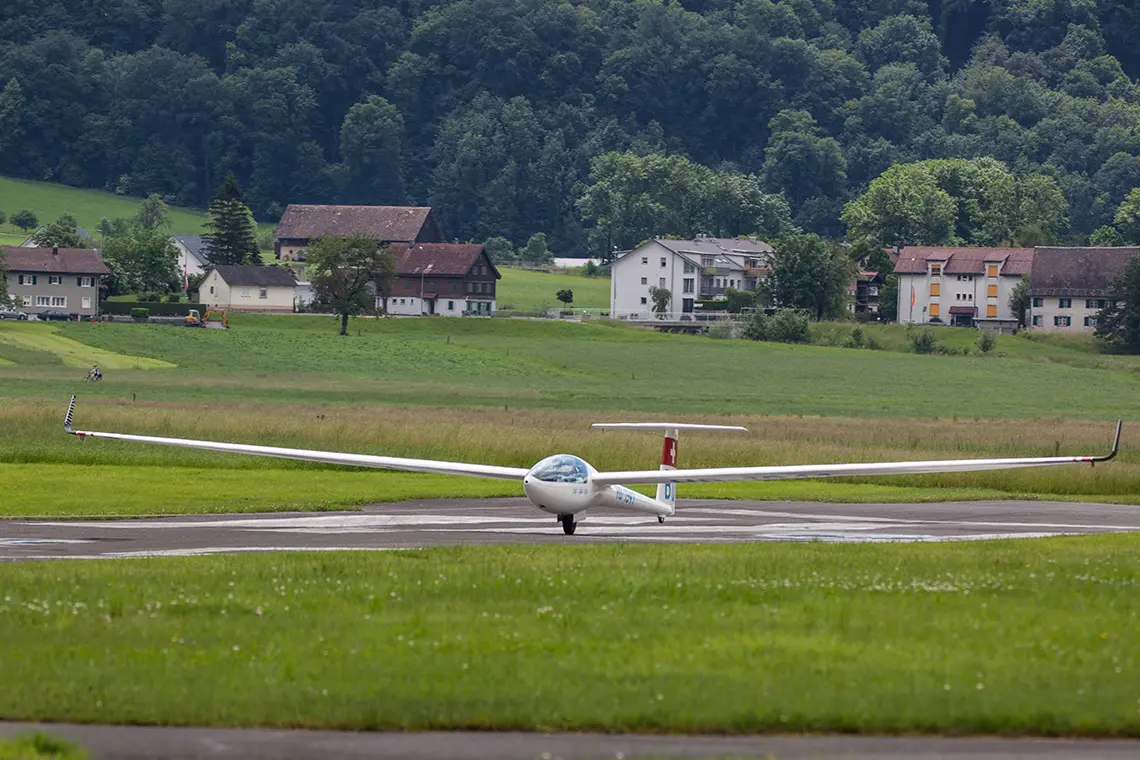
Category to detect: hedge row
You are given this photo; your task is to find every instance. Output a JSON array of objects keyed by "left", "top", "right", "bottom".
[{"left": 100, "top": 302, "right": 206, "bottom": 316}]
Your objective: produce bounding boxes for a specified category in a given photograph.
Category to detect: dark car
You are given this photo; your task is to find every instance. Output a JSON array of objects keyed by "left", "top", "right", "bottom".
[
  {"left": 36, "top": 310, "right": 73, "bottom": 321},
  {"left": 0, "top": 308, "right": 28, "bottom": 320}
]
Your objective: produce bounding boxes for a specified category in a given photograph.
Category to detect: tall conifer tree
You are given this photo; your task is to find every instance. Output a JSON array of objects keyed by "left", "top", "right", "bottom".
[{"left": 203, "top": 172, "right": 259, "bottom": 266}]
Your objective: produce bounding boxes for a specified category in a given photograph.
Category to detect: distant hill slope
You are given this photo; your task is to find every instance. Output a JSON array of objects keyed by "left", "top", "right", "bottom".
[{"left": 0, "top": 176, "right": 208, "bottom": 237}]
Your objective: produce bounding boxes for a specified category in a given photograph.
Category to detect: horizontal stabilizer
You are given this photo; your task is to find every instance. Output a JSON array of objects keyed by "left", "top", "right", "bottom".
[{"left": 592, "top": 423, "right": 748, "bottom": 432}]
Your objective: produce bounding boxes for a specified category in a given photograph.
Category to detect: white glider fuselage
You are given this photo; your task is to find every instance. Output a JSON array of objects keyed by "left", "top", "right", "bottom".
[{"left": 522, "top": 455, "right": 671, "bottom": 518}]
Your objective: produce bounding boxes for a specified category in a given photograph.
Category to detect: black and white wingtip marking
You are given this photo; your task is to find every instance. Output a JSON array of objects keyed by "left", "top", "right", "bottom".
[
  {"left": 1092, "top": 420, "right": 1123, "bottom": 464},
  {"left": 64, "top": 395, "right": 87, "bottom": 439}
]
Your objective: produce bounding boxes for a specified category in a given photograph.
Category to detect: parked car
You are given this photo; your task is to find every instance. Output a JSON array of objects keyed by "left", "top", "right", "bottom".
[
  {"left": 0, "top": 308, "right": 28, "bottom": 320},
  {"left": 36, "top": 310, "right": 73, "bottom": 321}
]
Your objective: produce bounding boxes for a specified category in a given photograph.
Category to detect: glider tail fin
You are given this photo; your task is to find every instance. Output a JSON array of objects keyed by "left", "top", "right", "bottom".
[
  {"left": 590, "top": 422, "right": 750, "bottom": 516},
  {"left": 656, "top": 426, "right": 679, "bottom": 513}
]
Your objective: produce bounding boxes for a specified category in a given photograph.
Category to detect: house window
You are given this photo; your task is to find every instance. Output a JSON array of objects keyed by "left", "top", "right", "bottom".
[
  {"left": 1086, "top": 299, "right": 1107, "bottom": 309},
  {"left": 448, "top": 300, "right": 454, "bottom": 311},
  {"left": 451, "top": 281, "right": 458, "bottom": 292},
  {"left": 987, "top": 264, "right": 998, "bottom": 277},
  {"left": 209, "top": 285, "right": 215, "bottom": 295},
  {"left": 1084, "top": 316, "right": 1098, "bottom": 327},
  {"left": 701, "top": 257, "right": 713, "bottom": 267},
  {"left": 240, "top": 287, "right": 251, "bottom": 298},
  {"left": 929, "top": 303, "right": 940, "bottom": 317},
  {"left": 1058, "top": 298, "right": 1071, "bottom": 308},
  {"left": 22, "top": 296, "right": 31, "bottom": 307},
  {"left": 1032, "top": 297, "right": 1043, "bottom": 307},
  {"left": 986, "top": 305, "right": 997, "bottom": 318},
  {"left": 81, "top": 297, "right": 91, "bottom": 309},
  {"left": 640, "top": 277, "right": 647, "bottom": 285},
  {"left": 659, "top": 277, "right": 666, "bottom": 288},
  {"left": 1032, "top": 315, "right": 1042, "bottom": 326},
  {"left": 48, "top": 275, "right": 62, "bottom": 285},
  {"left": 683, "top": 262, "right": 695, "bottom": 274},
  {"left": 427, "top": 280, "right": 436, "bottom": 291},
  {"left": 641, "top": 257, "right": 648, "bottom": 265},
  {"left": 640, "top": 297, "right": 647, "bottom": 305},
  {"left": 406, "top": 280, "right": 413, "bottom": 290},
  {"left": 75, "top": 276, "right": 94, "bottom": 287},
  {"left": 1054, "top": 316, "right": 1071, "bottom": 327},
  {"left": 930, "top": 263, "right": 942, "bottom": 276},
  {"left": 683, "top": 278, "right": 694, "bottom": 294},
  {"left": 35, "top": 296, "right": 50, "bottom": 306},
  {"left": 987, "top": 284, "right": 998, "bottom": 298},
  {"left": 259, "top": 287, "right": 268, "bottom": 299},
  {"left": 660, "top": 257, "right": 667, "bottom": 267},
  {"left": 18, "top": 274, "right": 36, "bottom": 285},
  {"left": 929, "top": 283, "right": 940, "bottom": 297}
]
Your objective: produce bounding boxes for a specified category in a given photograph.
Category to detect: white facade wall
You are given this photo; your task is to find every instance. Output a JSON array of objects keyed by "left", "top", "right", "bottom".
[
  {"left": 1027, "top": 296, "right": 1108, "bottom": 331},
  {"left": 379, "top": 296, "right": 496, "bottom": 316},
  {"left": 898, "top": 263, "right": 1022, "bottom": 325},
  {"left": 610, "top": 241, "right": 700, "bottom": 319},
  {"left": 173, "top": 241, "right": 207, "bottom": 278},
  {"left": 200, "top": 270, "right": 294, "bottom": 311}
]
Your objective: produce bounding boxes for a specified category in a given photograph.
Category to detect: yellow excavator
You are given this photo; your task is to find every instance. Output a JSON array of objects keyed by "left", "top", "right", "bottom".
[{"left": 185, "top": 308, "right": 228, "bottom": 328}]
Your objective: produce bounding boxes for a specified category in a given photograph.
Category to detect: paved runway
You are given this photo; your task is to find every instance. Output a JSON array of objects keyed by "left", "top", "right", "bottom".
[
  {"left": 4, "top": 722, "right": 1140, "bottom": 759},
  {"left": 3, "top": 497, "right": 1140, "bottom": 561}
]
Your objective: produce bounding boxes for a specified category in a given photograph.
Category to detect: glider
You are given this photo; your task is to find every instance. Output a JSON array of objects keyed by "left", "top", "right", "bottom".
[{"left": 63, "top": 396, "right": 1121, "bottom": 535}]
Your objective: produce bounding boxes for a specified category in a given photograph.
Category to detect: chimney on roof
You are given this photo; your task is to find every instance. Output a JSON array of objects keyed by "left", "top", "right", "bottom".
[{"left": 52, "top": 246, "right": 58, "bottom": 256}]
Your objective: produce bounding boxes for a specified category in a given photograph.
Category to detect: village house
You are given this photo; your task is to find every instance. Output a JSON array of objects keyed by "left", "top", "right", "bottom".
[
  {"left": 272, "top": 204, "right": 445, "bottom": 262},
  {"left": 199, "top": 265, "right": 296, "bottom": 312},
  {"left": 171, "top": 235, "right": 210, "bottom": 279},
  {"left": 381, "top": 243, "right": 500, "bottom": 316},
  {"left": 2, "top": 246, "right": 108, "bottom": 318},
  {"left": 848, "top": 271, "right": 886, "bottom": 315},
  {"left": 609, "top": 236, "right": 774, "bottom": 319},
  {"left": 1027, "top": 247, "right": 1140, "bottom": 332},
  {"left": 894, "top": 246, "right": 1033, "bottom": 330}
]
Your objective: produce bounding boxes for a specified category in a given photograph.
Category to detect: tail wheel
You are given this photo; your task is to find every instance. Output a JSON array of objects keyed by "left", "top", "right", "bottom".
[{"left": 560, "top": 516, "right": 577, "bottom": 535}]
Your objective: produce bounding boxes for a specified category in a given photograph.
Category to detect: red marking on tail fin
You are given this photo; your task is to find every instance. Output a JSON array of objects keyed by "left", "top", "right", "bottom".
[{"left": 661, "top": 436, "right": 677, "bottom": 468}]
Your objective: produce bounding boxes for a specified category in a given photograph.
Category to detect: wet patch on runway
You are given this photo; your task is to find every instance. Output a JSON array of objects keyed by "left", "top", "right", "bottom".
[{"left": 2, "top": 498, "right": 1137, "bottom": 561}]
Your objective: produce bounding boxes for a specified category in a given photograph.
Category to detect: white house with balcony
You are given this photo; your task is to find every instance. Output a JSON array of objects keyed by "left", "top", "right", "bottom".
[
  {"left": 894, "top": 246, "right": 1034, "bottom": 330},
  {"left": 609, "top": 235, "right": 774, "bottom": 319},
  {"left": 1027, "top": 246, "right": 1140, "bottom": 331}
]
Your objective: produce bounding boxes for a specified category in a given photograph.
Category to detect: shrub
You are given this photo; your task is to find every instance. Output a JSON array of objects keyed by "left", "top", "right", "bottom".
[
  {"left": 977, "top": 330, "right": 997, "bottom": 353},
  {"left": 130, "top": 307, "right": 149, "bottom": 319},
  {"left": 705, "top": 321, "right": 741, "bottom": 339},
  {"left": 866, "top": 335, "right": 881, "bottom": 350},
  {"left": 743, "top": 311, "right": 768, "bottom": 340},
  {"left": 908, "top": 328, "right": 938, "bottom": 354},
  {"left": 849, "top": 326, "right": 865, "bottom": 348},
  {"left": 166, "top": 293, "right": 181, "bottom": 303},
  {"left": 766, "top": 309, "right": 810, "bottom": 343}
]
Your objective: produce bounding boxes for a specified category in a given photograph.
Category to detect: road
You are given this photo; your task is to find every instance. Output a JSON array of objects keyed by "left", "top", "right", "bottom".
[{"left": 3, "top": 497, "right": 1140, "bottom": 560}]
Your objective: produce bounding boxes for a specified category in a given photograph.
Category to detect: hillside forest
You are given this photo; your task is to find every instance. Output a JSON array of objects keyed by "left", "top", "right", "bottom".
[{"left": 3, "top": 1, "right": 1140, "bottom": 256}]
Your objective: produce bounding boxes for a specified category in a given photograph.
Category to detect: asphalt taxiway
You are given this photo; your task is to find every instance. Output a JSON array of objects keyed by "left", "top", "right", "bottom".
[{"left": 3, "top": 497, "right": 1139, "bottom": 561}]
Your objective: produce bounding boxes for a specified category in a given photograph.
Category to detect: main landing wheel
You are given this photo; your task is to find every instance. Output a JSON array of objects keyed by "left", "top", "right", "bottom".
[
  {"left": 560, "top": 516, "right": 577, "bottom": 535},
  {"left": 658, "top": 515, "right": 666, "bottom": 524}
]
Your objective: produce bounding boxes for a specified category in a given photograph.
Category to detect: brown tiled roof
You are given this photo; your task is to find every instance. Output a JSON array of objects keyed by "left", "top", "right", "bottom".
[
  {"left": 392, "top": 243, "right": 498, "bottom": 278},
  {"left": 893, "top": 246, "right": 1031, "bottom": 275},
  {"left": 210, "top": 265, "right": 296, "bottom": 287},
  {"left": 1028, "top": 247, "right": 1140, "bottom": 298},
  {"left": 274, "top": 205, "right": 435, "bottom": 242},
  {"left": 1, "top": 246, "right": 109, "bottom": 275}
]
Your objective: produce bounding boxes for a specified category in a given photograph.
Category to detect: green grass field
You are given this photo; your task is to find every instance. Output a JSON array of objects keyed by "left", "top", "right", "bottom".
[
  {"left": 2, "top": 316, "right": 1139, "bottom": 516},
  {"left": 0, "top": 176, "right": 209, "bottom": 236},
  {"left": 0, "top": 733, "right": 86, "bottom": 760},
  {"left": 1, "top": 540, "right": 1138, "bottom": 734},
  {"left": 495, "top": 267, "right": 610, "bottom": 312}
]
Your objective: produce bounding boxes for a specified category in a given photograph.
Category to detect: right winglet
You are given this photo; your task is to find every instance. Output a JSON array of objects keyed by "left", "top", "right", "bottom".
[
  {"left": 1092, "top": 420, "right": 1122, "bottom": 463},
  {"left": 64, "top": 395, "right": 77, "bottom": 435}
]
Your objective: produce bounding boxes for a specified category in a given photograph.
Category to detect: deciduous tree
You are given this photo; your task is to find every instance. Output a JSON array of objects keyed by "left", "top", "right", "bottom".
[
  {"left": 1095, "top": 258, "right": 1140, "bottom": 353},
  {"left": 32, "top": 213, "right": 89, "bottom": 248},
  {"left": 11, "top": 210, "right": 38, "bottom": 235},
  {"left": 764, "top": 233, "right": 853, "bottom": 320},
  {"left": 307, "top": 234, "right": 395, "bottom": 336},
  {"left": 649, "top": 285, "right": 671, "bottom": 318},
  {"left": 1113, "top": 188, "right": 1140, "bottom": 244}
]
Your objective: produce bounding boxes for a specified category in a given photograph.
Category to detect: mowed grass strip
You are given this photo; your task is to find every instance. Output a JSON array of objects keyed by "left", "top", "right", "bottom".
[
  {"left": 1, "top": 539, "right": 1138, "bottom": 734},
  {"left": 0, "top": 323, "right": 173, "bottom": 369},
  {"left": 0, "top": 733, "right": 87, "bottom": 760}
]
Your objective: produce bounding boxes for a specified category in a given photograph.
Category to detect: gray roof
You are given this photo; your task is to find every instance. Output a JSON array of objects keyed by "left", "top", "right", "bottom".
[
  {"left": 209, "top": 265, "right": 296, "bottom": 287},
  {"left": 1028, "top": 247, "right": 1140, "bottom": 298},
  {"left": 19, "top": 227, "right": 93, "bottom": 247},
  {"left": 653, "top": 236, "right": 774, "bottom": 255},
  {"left": 172, "top": 235, "right": 209, "bottom": 265}
]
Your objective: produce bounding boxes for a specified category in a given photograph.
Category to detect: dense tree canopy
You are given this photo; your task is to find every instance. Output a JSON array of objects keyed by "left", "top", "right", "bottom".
[{"left": 2, "top": 1, "right": 1140, "bottom": 252}]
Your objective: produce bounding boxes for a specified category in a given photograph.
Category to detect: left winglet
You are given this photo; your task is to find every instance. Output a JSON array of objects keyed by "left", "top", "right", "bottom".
[
  {"left": 64, "top": 394, "right": 77, "bottom": 434},
  {"left": 1092, "top": 420, "right": 1123, "bottom": 464}
]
